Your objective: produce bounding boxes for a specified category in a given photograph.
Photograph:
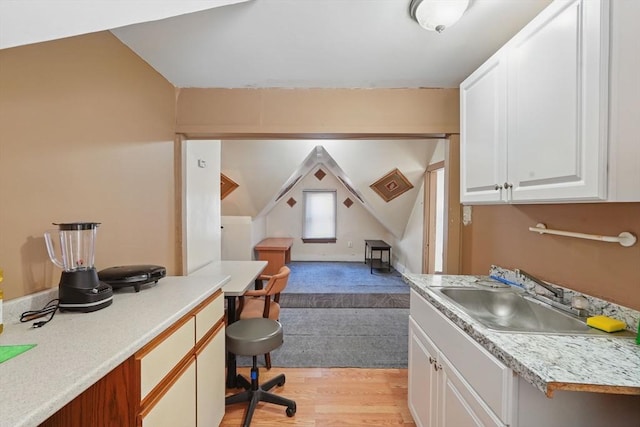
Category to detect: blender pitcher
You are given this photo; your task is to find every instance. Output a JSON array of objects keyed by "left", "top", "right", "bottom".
[
  {"left": 44, "top": 222, "right": 100, "bottom": 272},
  {"left": 44, "top": 222, "right": 113, "bottom": 312}
]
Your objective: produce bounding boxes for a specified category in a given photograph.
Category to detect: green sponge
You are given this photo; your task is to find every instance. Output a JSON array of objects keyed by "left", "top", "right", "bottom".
[{"left": 586, "top": 315, "right": 626, "bottom": 333}]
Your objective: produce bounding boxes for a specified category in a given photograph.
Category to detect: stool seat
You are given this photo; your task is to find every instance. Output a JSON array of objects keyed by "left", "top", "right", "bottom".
[
  {"left": 225, "top": 318, "right": 296, "bottom": 426},
  {"left": 226, "top": 318, "right": 283, "bottom": 356}
]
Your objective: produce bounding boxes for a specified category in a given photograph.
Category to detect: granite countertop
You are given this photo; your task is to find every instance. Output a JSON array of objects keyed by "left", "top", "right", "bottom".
[
  {"left": 0, "top": 266, "right": 231, "bottom": 427},
  {"left": 404, "top": 273, "right": 640, "bottom": 397}
]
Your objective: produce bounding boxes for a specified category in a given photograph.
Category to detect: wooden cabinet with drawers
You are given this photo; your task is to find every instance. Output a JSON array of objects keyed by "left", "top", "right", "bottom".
[{"left": 41, "top": 289, "right": 225, "bottom": 427}]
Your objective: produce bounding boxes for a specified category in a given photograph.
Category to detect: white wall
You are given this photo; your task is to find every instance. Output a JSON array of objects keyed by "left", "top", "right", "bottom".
[
  {"left": 392, "top": 181, "right": 425, "bottom": 274},
  {"left": 184, "top": 140, "right": 221, "bottom": 273},
  {"left": 221, "top": 216, "right": 252, "bottom": 260},
  {"left": 265, "top": 167, "right": 391, "bottom": 262},
  {"left": 390, "top": 140, "right": 445, "bottom": 274}
]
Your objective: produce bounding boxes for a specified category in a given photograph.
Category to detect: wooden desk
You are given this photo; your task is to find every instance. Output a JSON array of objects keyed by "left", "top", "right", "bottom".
[{"left": 254, "top": 237, "right": 294, "bottom": 275}]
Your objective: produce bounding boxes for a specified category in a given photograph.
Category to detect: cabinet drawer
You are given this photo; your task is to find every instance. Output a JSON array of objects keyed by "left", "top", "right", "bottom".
[
  {"left": 138, "top": 317, "right": 195, "bottom": 401},
  {"left": 410, "top": 290, "right": 513, "bottom": 424},
  {"left": 195, "top": 291, "right": 224, "bottom": 343},
  {"left": 140, "top": 356, "right": 196, "bottom": 427}
]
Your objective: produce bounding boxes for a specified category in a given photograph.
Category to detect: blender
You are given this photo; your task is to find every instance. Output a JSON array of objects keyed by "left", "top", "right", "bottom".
[{"left": 44, "top": 222, "right": 113, "bottom": 312}]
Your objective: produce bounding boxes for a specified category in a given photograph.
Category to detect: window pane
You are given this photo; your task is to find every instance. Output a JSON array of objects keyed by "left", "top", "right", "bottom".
[{"left": 303, "top": 190, "right": 336, "bottom": 239}]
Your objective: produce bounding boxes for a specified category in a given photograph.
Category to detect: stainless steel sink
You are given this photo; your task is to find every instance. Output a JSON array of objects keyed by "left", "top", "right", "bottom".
[{"left": 432, "top": 287, "right": 630, "bottom": 336}]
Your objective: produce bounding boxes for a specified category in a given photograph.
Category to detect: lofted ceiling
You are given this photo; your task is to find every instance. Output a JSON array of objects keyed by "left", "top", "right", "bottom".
[
  {"left": 2, "top": 0, "right": 553, "bottom": 239},
  {"left": 111, "top": 0, "right": 552, "bottom": 89}
]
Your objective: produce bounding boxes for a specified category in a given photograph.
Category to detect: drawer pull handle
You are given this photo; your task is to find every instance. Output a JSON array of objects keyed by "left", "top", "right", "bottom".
[{"left": 428, "top": 356, "right": 436, "bottom": 365}]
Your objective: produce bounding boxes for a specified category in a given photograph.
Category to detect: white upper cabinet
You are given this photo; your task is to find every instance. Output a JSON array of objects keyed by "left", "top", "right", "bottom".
[
  {"left": 461, "top": 0, "right": 614, "bottom": 204},
  {"left": 460, "top": 54, "right": 508, "bottom": 203},
  {"left": 607, "top": 0, "right": 640, "bottom": 201}
]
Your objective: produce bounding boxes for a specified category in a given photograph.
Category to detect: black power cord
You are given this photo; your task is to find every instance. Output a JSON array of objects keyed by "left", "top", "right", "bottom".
[{"left": 20, "top": 298, "right": 60, "bottom": 328}]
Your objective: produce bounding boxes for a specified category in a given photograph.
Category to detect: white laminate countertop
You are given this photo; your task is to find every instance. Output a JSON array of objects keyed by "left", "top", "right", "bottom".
[
  {"left": 405, "top": 274, "right": 640, "bottom": 397},
  {"left": 0, "top": 263, "right": 234, "bottom": 427},
  {"left": 191, "top": 260, "right": 267, "bottom": 296}
]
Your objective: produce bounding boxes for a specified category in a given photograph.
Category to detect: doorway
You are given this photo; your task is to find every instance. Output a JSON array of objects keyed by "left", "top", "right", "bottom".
[{"left": 423, "top": 161, "right": 445, "bottom": 274}]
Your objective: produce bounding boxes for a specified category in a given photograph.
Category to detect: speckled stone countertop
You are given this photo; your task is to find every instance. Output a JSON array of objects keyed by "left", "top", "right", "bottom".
[
  {"left": 0, "top": 264, "right": 232, "bottom": 427},
  {"left": 404, "top": 273, "right": 640, "bottom": 397}
]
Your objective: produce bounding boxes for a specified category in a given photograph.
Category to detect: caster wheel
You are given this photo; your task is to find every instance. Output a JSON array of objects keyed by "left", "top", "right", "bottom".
[
  {"left": 277, "top": 380, "right": 285, "bottom": 387},
  {"left": 286, "top": 403, "right": 296, "bottom": 417}
]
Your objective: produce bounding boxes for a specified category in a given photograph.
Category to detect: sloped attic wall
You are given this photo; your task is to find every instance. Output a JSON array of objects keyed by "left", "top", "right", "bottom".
[
  {"left": 265, "top": 167, "right": 392, "bottom": 262},
  {"left": 221, "top": 139, "right": 441, "bottom": 238}
]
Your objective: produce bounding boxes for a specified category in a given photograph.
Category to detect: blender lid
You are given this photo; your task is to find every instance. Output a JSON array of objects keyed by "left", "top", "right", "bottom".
[{"left": 53, "top": 222, "right": 101, "bottom": 230}]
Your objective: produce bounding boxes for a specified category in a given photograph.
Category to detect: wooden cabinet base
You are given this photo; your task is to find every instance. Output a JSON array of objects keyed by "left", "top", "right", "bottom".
[{"left": 40, "top": 357, "right": 136, "bottom": 427}]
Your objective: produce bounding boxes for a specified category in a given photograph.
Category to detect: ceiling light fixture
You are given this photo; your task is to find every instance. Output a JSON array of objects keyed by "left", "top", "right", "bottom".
[{"left": 409, "top": 0, "right": 470, "bottom": 33}]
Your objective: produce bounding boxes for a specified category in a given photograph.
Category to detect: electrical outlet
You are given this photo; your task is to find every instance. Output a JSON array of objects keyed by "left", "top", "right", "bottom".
[{"left": 347, "top": 241, "right": 353, "bottom": 248}]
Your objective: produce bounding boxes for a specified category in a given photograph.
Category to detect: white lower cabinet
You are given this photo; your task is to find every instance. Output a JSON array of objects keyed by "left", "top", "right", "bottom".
[
  {"left": 409, "top": 318, "right": 505, "bottom": 427},
  {"left": 409, "top": 289, "right": 640, "bottom": 427},
  {"left": 408, "top": 318, "right": 439, "bottom": 427}
]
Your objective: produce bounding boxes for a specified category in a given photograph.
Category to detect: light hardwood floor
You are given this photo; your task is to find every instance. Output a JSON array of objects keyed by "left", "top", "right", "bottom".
[{"left": 222, "top": 367, "right": 416, "bottom": 426}]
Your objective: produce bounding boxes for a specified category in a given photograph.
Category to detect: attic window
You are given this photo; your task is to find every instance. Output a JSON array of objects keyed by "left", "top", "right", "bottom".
[{"left": 302, "top": 190, "right": 336, "bottom": 243}]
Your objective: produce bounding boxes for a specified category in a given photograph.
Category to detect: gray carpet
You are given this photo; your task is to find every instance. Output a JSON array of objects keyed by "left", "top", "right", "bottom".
[
  {"left": 236, "top": 261, "right": 410, "bottom": 368},
  {"left": 237, "top": 307, "right": 409, "bottom": 368}
]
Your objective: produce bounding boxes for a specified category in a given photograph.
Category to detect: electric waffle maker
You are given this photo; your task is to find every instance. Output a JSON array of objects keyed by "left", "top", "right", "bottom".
[{"left": 98, "top": 265, "right": 166, "bottom": 292}]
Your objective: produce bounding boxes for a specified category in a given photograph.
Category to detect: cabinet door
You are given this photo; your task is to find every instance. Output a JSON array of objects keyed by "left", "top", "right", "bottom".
[
  {"left": 460, "top": 53, "right": 508, "bottom": 204},
  {"left": 506, "top": 0, "right": 608, "bottom": 202},
  {"left": 141, "top": 358, "right": 197, "bottom": 427},
  {"left": 439, "top": 354, "right": 505, "bottom": 427},
  {"left": 408, "top": 318, "right": 439, "bottom": 427},
  {"left": 196, "top": 326, "right": 225, "bottom": 427}
]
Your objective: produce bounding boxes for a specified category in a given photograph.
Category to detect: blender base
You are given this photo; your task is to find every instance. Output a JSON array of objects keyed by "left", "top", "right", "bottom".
[{"left": 58, "top": 270, "right": 114, "bottom": 313}]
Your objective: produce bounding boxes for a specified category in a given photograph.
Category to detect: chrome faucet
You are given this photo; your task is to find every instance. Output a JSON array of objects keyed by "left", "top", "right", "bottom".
[{"left": 516, "top": 269, "right": 564, "bottom": 302}]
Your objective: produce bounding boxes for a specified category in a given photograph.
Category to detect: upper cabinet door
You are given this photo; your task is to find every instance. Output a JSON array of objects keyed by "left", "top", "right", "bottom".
[
  {"left": 460, "top": 54, "right": 508, "bottom": 204},
  {"left": 506, "top": 0, "right": 609, "bottom": 202}
]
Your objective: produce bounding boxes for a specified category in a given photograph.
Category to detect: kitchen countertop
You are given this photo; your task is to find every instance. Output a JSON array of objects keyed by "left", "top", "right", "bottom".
[
  {"left": 404, "top": 273, "right": 640, "bottom": 397},
  {"left": 0, "top": 262, "right": 233, "bottom": 427}
]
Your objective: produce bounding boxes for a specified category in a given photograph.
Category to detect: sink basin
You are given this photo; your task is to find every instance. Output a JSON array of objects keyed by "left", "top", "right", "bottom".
[{"left": 432, "top": 287, "right": 628, "bottom": 336}]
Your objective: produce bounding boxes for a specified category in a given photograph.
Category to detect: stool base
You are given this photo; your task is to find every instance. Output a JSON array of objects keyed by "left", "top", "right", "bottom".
[{"left": 226, "top": 360, "right": 296, "bottom": 427}]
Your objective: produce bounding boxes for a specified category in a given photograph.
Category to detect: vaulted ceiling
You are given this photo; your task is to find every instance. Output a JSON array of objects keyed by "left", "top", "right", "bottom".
[
  {"left": 2, "top": 0, "right": 552, "bottom": 89},
  {"left": 221, "top": 139, "right": 443, "bottom": 238}
]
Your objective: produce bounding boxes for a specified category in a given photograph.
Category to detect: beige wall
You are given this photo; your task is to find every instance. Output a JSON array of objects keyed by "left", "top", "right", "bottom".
[
  {"left": 176, "top": 88, "right": 460, "bottom": 136},
  {"left": 0, "top": 32, "right": 177, "bottom": 300},
  {"left": 461, "top": 203, "right": 640, "bottom": 310}
]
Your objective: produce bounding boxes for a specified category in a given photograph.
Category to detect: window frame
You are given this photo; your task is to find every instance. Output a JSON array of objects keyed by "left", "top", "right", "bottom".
[{"left": 302, "top": 189, "right": 337, "bottom": 243}]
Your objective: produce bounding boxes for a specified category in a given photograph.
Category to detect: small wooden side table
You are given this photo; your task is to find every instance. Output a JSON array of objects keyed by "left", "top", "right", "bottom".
[
  {"left": 254, "top": 237, "right": 294, "bottom": 276},
  {"left": 364, "top": 239, "right": 392, "bottom": 274}
]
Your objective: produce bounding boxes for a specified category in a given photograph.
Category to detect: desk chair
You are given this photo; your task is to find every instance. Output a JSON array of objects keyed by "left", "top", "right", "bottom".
[
  {"left": 225, "top": 318, "right": 296, "bottom": 427},
  {"left": 237, "top": 266, "right": 290, "bottom": 369}
]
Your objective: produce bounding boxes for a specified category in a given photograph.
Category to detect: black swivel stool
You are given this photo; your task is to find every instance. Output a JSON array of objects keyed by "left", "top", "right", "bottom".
[{"left": 225, "top": 318, "right": 296, "bottom": 426}]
